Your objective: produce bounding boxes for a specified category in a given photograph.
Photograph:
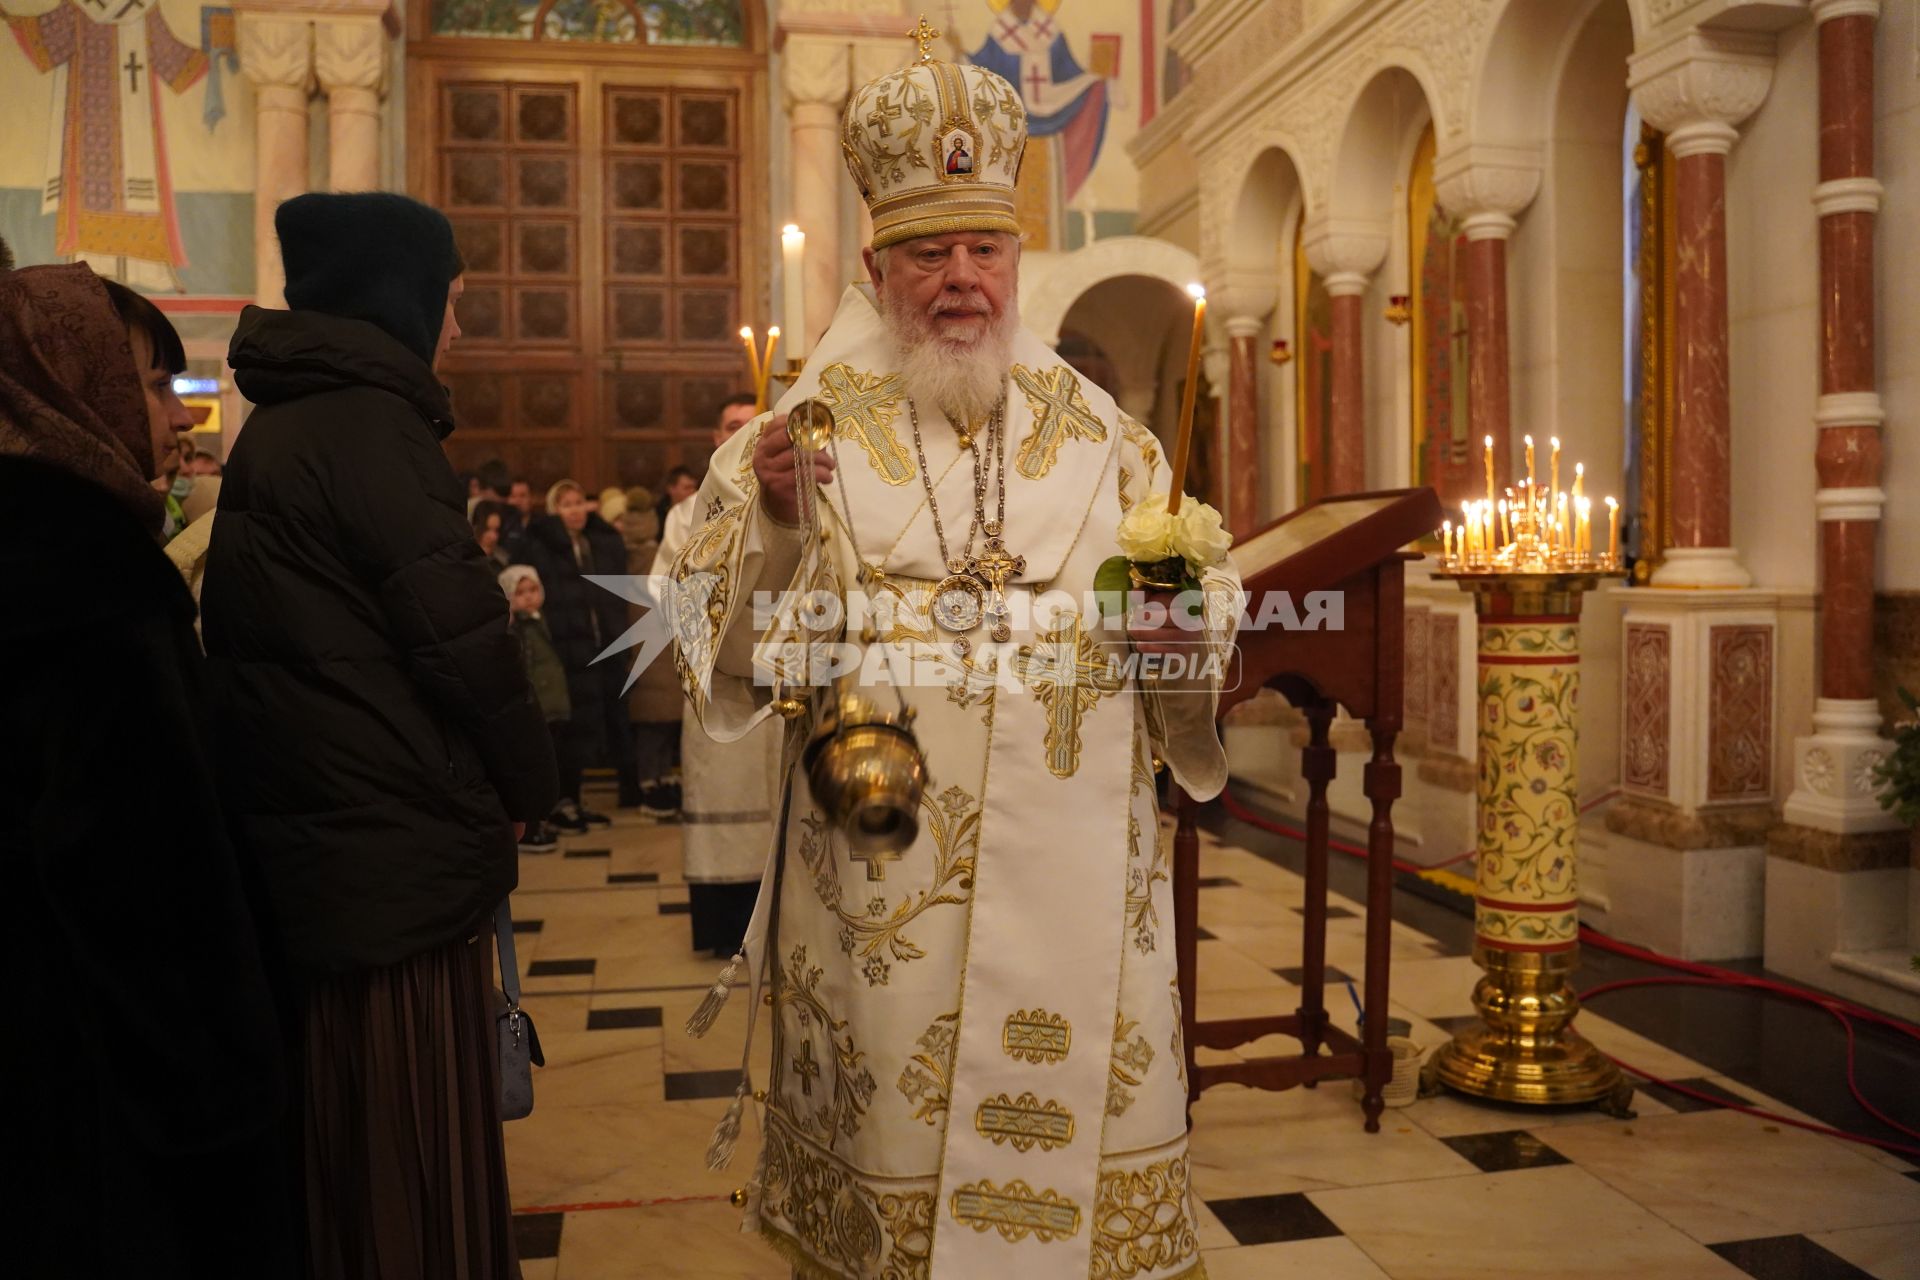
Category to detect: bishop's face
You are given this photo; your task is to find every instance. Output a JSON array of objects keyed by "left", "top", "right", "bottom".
[{"left": 866, "top": 231, "right": 1019, "bottom": 352}]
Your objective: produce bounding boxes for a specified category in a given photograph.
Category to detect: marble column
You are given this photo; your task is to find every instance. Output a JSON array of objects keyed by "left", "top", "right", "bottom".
[
  {"left": 1303, "top": 220, "right": 1388, "bottom": 499},
  {"left": 1435, "top": 148, "right": 1541, "bottom": 499},
  {"left": 1784, "top": 0, "right": 1898, "bottom": 837},
  {"left": 1630, "top": 33, "right": 1772, "bottom": 588},
  {"left": 314, "top": 15, "right": 384, "bottom": 193},
  {"left": 783, "top": 39, "right": 851, "bottom": 355},
  {"left": 238, "top": 14, "right": 313, "bottom": 308},
  {"left": 1209, "top": 274, "right": 1276, "bottom": 538}
]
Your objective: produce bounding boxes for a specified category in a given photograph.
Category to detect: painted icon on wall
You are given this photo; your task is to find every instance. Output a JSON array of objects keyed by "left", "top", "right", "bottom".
[{"left": 4, "top": 0, "right": 216, "bottom": 290}]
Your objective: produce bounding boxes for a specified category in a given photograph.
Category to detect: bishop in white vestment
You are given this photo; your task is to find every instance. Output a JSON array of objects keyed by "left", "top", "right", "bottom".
[{"left": 667, "top": 33, "right": 1236, "bottom": 1280}]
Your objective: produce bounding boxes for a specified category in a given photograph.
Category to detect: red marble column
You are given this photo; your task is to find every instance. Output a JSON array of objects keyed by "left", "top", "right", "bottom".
[
  {"left": 1670, "top": 145, "right": 1733, "bottom": 551},
  {"left": 1815, "top": 8, "right": 1881, "bottom": 703},
  {"left": 1327, "top": 281, "right": 1366, "bottom": 495},
  {"left": 1227, "top": 330, "right": 1261, "bottom": 537},
  {"left": 1464, "top": 230, "right": 1514, "bottom": 492}
]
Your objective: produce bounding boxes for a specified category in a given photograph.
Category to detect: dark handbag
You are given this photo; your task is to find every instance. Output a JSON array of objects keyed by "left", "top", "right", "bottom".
[{"left": 495, "top": 900, "right": 543, "bottom": 1121}]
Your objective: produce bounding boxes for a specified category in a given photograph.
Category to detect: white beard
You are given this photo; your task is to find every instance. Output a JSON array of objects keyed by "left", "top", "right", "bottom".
[{"left": 881, "top": 286, "right": 1018, "bottom": 429}]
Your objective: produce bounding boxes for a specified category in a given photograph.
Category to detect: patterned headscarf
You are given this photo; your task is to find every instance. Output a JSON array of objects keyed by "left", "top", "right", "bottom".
[{"left": 0, "top": 264, "right": 163, "bottom": 534}]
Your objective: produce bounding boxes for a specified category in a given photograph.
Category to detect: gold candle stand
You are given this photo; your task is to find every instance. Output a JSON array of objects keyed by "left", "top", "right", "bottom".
[{"left": 1419, "top": 569, "right": 1634, "bottom": 1114}]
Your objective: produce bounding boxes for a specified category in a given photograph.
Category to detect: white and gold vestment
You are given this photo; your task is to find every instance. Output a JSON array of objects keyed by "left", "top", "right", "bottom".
[{"left": 668, "top": 282, "right": 1239, "bottom": 1280}]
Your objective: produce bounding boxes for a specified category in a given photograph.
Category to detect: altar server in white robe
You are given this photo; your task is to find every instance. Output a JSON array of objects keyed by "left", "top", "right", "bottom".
[
  {"left": 666, "top": 33, "right": 1238, "bottom": 1280},
  {"left": 655, "top": 392, "right": 782, "bottom": 955}
]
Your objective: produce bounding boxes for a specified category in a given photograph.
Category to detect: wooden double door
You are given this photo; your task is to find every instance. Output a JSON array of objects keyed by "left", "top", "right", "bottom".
[{"left": 411, "top": 58, "right": 765, "bottom": 497}]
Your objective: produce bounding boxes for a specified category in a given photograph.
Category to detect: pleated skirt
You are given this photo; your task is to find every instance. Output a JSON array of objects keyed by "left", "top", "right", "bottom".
[{"left": 299, "top": 932, "right": 520, "bottom": 1280}]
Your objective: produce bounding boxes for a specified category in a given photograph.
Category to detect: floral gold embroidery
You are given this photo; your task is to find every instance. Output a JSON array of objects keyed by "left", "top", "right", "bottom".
[
  {"left": 816, "top": 362, "right": 915, "bottom": 485},
  {"left": 1012, "top": 364, "right": 1106, "bottom": 480},
  {"left": 832, "top": 784, "right": 978, "bottom": 987},
  {"left": 772, "top": 945, "right": 878, "bottom": 1143},
  {"left": 1003, "top": 1009, "right": 1071, "bottom": 1064},
  {"left": 1090, "top": 1153, "right": 1201, "bottom": 1279},
  {"left": 877, "top": 1189, "right": 935, "bottom": 1280},
  {"left": 1106, "top": 1012, "right": 1155, "bottom": 1118},
  {"left": 1119, "top": 411, "right": 1161, "bottom": 479},
  {"left": 974, "top": 1092, "right": 1075, "bottom": 1152},
  {"left": 950, "top": 1179, "right": 1082, "bottom": 1243},
  {"left": 897, "top": 1010, "right": 959, "bottom": 1124},
  {"left": 1125, "top": 733, "right": 1167, "bottom": 955},
  {"left": 760, "top": 1114, "right": 885, "bottom": 1274}
]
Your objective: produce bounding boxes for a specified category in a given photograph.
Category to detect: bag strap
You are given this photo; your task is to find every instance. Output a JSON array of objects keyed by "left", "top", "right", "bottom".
[{"left": 495, "top": 898, "right": 522, "bottom": 1008}]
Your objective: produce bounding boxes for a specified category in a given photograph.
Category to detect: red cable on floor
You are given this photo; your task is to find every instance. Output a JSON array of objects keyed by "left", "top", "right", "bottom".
[{"left": 1212, "top": 784, "right": 1920, "bottom": 1156}]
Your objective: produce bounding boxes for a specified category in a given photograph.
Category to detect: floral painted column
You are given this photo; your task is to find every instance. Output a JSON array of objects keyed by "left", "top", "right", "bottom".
[{"left": 1424, "top": 574, "right": 1630, "bottom": 1111}]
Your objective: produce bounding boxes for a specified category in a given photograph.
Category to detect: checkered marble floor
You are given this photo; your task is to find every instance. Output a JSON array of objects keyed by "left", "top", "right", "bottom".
[{"left": 502, "top": 789, "right": 1920, "bottom": 1279}]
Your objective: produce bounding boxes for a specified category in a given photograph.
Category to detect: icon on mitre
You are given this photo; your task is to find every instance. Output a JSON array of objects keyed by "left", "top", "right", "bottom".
[{"left": 940, "top": 128, "right": 977, "bottom": 177}]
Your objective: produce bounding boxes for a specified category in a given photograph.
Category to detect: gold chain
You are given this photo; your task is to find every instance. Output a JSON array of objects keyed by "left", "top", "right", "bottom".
[{"left": 908, "top": 398, "right": 1005, "bottom": 575}]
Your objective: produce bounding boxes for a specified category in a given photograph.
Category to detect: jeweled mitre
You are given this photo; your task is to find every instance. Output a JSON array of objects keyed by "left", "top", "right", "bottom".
[{"left": 841, "top": 41, "right": 1027, "bottom": 250}]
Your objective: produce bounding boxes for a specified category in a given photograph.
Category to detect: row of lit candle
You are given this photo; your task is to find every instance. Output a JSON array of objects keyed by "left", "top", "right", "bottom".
[
  {"left": 738, "top": 225, "right": 812, "bottom": 411},
  {"left": 1440, "top": 433, "right": 1621, "bottom": 572}
]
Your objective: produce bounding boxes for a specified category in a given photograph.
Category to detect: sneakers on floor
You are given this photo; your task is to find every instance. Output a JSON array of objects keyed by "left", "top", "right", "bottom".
[
  {"left": 518, "top": 823, "right": 559, "bottom": 854},
  {"left": 550, "top": 800, "right": 591, "bottom": 835},
  {"left": 638, "top": 781, "right": 681, "bottom": 820},
  {"left": 577, "top": 804, "right": 613, "bottom": 828}
]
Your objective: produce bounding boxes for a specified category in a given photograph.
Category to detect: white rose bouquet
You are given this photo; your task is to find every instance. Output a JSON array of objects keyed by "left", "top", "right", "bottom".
[{"left": 1096, "top": 493, "right": 1233, "bottom": 614}]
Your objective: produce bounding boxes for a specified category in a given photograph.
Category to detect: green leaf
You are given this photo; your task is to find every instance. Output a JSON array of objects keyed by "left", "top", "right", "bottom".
[{"left": 1094, "top": 556, "right": 1134, "bottom": 619}]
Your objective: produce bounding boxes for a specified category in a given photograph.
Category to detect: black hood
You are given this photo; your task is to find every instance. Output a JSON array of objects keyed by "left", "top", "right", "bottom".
[
  {"left": 276, "top": 192, "right": 462, "bottom": 367},
  {"left": 228, "top": 306, "right": 456, "bottom": 439}
]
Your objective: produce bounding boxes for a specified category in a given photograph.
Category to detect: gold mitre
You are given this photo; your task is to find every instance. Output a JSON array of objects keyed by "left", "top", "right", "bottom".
[{"left": 842, "top": 15, "right": 1028, "bottom": 250}]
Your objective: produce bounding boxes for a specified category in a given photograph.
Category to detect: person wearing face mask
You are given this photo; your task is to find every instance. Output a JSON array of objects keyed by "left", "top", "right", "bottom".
[
  {"left": 202, "top": 192, "right": 557, "bottom": 1279},
  {"left": 519, "top": 476, "right": 636, "bottom": 828},
  {"left": 0, "top": 263, "right": 295, "bottom": 1276}
]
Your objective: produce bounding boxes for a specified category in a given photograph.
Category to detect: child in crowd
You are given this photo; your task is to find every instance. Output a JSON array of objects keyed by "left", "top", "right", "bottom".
[{"left": 499, "top": 564, "right": 572, "bottom": 851}]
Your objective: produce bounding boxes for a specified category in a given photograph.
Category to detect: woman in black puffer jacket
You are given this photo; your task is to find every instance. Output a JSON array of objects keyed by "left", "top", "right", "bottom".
[
  {"left": 519, "top": 479, "right": 642, "bottom": 826},
  {"left": 202, "top": 192, "right": 556, "bottom": 1280}
]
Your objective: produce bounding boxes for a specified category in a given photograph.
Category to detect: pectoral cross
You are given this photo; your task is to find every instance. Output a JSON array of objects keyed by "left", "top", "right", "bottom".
[
  {"left": 908, "top": 14, "right": 941, "bottom": 63},
  {"left": 970, "top": 536, "right": 1024, "bottom": 595},
  {"left": 1013, "top": 615, "right": 1124, "bottom": 778},
  {"left": 123, "top": 51, "right": 143, "bottom": 93}
]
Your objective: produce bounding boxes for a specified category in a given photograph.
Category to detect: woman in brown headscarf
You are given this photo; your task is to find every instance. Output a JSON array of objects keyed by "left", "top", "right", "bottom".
[{"left": 0, "top": 263, "right": 295, "bottom": 1277}]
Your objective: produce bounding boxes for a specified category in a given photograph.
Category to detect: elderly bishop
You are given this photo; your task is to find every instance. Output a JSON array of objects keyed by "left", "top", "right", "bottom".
[{"left": 666, "top": 26, "right": 1239, "bottom": 1280}]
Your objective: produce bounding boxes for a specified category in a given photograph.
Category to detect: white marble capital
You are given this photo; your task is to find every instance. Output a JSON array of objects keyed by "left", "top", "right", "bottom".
[
  {"left": 1809, "top": 0, "right": 1880, "bottom": 23},
  {"left": 1301, "top": 216, "right": 1388, "bottom": 285},
  {"left": 1629, "top": 27, "right": 1774, "bottom": 141},
  {"left": 237, "top": 13, "right": 314, "bottom": 91},
  {"left": 1433, "top": 144, "right": 1542, "bottom": 225},
  {"left": 313, "top": 14, "right": 384, "bottom": 94},
  {"left": 783, "top": 35, "right": 852, "bottom": 111},
  {"left": 1206, "top": 268, "right": 1277, "bottom": 326}
]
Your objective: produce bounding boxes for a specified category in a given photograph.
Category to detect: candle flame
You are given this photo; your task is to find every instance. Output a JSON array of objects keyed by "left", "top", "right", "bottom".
[
  {"left": 1186, "top": 282, "right": 1207, "bottom": 300},
  {"left": 1484, "top": 435, "right": 1493, "bottom": 447},
  {"left": 1575, "top": 462, "right": 1584, "bottom": 476},
  {"left": 782, "top": 223, "right": 801, "bottom": 236},
  {"left": 739, "top": 326, "right": 753, "bottom": 340},
  {"left": 768, "top": 325, "right": 780, "bottom": 337},
  {"left": 1606, "top": 496, "right": 1618, "bottom": 509},
  {"left": 1551, "top": 436, "right": 1560, "bottom": 448}
]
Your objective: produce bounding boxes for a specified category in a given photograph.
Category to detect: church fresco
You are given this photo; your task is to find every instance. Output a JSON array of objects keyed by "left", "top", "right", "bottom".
[{"left": 0, "top": 0, "right": 250, "bottom": 297}]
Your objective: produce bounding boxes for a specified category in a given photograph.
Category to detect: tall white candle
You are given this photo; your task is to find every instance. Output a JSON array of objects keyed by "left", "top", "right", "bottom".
[{"left": 781, "top": 225, "right": 807, "bottom": 359}]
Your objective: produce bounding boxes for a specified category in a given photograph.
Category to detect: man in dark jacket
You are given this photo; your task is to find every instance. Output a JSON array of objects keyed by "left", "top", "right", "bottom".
[{"left": 203, "top": 192, "right": 556, "bottom": 1279}]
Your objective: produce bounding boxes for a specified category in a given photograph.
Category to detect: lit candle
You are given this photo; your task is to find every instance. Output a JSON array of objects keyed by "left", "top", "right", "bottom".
[
  {"left": 1442, "top": 519, "right": 1453, "bottom": 563},
  {"left": 755, "top": 326, "right": 781, "bottom": 412},
  {"left": 1573, "top": 461, "right": 1585, "bottom": 503},
  {"left": 1524, "top": 434, "right": 1536, "bottom": 495},
  {"left": 1606, "top": 496, "right": 1620, "bottom": 564},
  {"left": 739, "top": 326, "right": 763, "bottom": 397},
  {"left": 1578, "top": 496, "right": 1592, "bottom": 558},
  {"left": 1484, "top": 434, "right": 1495, "bottom": 506},
  {"left": 1461, "top": 502, "right": 1474, "bottom": 558},
  {"left": 1168, "top": 283, "right": 1208, "bottom": 515},
  {"left": 781, "top": 225, "right": 807, "bottom": 358},
  {"left": 1549, "top": 436, "right": 1561, "bottom": 514},
  {"left": 1483, "top": 502, "right": 1494, "bottom": 559},
  {"left": 1556, "top": 493, "right": 1569, "bottom": 553},
  {"left": 1498, "top": 499, "right": 1510, "bottom": 549}
]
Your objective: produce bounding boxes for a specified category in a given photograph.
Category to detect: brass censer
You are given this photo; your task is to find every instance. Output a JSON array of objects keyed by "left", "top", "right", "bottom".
[{"left": 776, "top": 397, "right": 927, "bottom": 856}]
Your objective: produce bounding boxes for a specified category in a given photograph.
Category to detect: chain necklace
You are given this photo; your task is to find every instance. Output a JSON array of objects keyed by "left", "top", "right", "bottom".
[{"left": 909, "top": 397, "right": 1017, "bottom": 653}]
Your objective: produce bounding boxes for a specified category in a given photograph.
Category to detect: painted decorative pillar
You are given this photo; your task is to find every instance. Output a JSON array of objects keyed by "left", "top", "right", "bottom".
[
  {"left": 237, "top": 13, "right": 313, "bottom": 307},
  {"left": 782, "top": 38, "right": 850, "bottom": 353},
  {"left": 1424, "top": 573, "right": 1631, "bottom": 1111},
  {"left": 1303, "top": 220, "right": 1387, "bottom": 498},
  {"left": 1210, "top": 274, "right": 1277, "bottom": 539},
  {"left": 1435, "top": 146, "right": 1541, "bottom": 497},
  {"left": 314, "top": 14, "right": 384, "bottom": 193},
  {"left": 1629, "top": 32, "right": 1773, "bottom": 588},
  {"left": 1783, "top": 0, "right": 1899, "bottom": 837}
]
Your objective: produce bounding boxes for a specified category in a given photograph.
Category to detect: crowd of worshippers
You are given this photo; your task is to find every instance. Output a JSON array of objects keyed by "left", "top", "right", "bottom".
[{"left": 455, "top": 388, "right": 758, "bottom": 853}]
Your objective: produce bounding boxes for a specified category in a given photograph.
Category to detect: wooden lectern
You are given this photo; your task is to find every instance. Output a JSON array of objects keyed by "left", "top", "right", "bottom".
[{"left": 1174, "top": 488, "right": 1442, "bottom": 1133}]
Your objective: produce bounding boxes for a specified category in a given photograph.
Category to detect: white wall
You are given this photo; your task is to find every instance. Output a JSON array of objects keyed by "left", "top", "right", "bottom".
[{"left": 1727, "top": 19, "right": 1822, "bottom": 591}]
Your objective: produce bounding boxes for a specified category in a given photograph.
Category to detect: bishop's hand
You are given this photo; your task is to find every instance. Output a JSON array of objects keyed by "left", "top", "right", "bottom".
[
  {"left": 754, "top": 411, "right": 837, "bottom": 525},
  {"left": 1128, "top": 588, "right": 1203, "bottom": 656}
]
